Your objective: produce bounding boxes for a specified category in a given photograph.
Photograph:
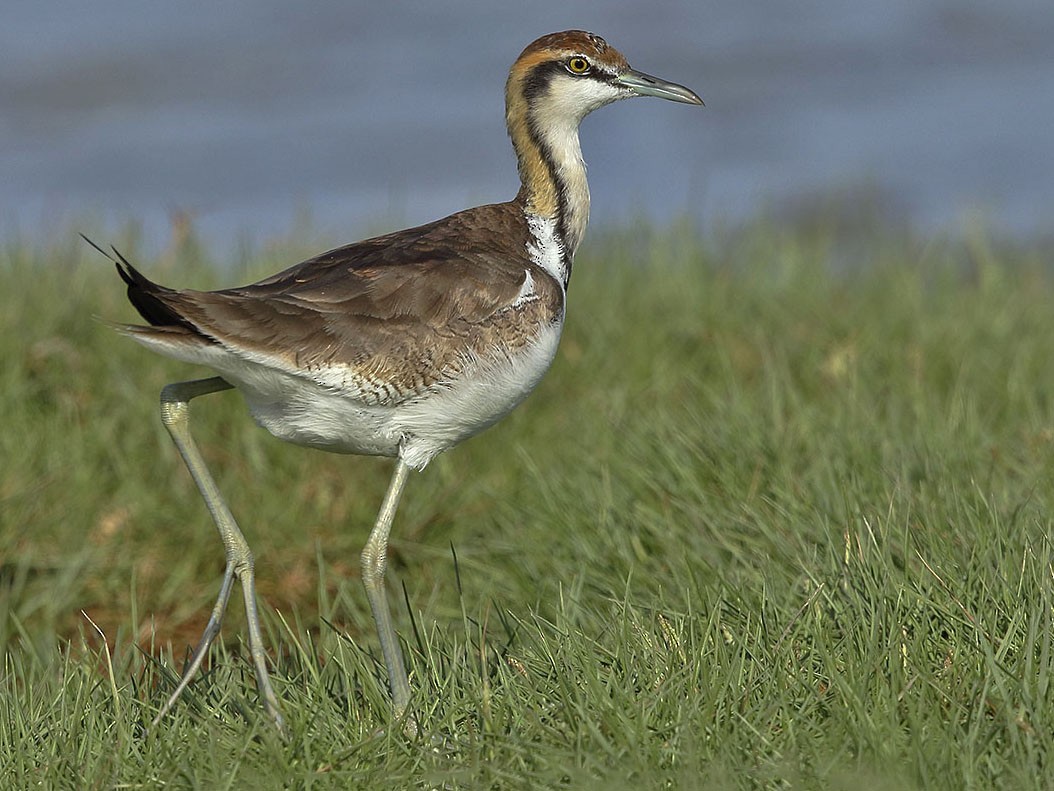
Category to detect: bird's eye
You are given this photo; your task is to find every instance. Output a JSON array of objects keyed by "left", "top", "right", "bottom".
[{"left": 566, "top": 57, "right": 591, "bottom": 75}]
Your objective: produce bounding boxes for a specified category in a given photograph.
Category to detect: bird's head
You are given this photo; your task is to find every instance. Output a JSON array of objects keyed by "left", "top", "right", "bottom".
[
  {"left": 505, "top": 31, "right": 702, "bottom": 258},
  {"left": 507, "top": 30, "right": 702, "bottom": 128}
]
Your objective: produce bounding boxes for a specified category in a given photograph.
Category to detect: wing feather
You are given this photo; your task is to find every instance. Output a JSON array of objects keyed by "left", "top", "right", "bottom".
[{"left": 106, "top": 201, "right": 564, "bottom": 400}]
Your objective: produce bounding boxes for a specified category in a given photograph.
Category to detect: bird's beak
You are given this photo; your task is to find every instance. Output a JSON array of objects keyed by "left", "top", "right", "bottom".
[{"left": 616, "top": 68, "right": 704, "bottom": 105}]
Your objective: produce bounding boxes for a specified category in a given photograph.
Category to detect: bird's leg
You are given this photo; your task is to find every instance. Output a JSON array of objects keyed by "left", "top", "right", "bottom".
[
  {"left": 152, "top": 376, "right": 285, "bottom": 733},
  {"left": 360, "top": 459, "right": 413, "bottom": 717}
]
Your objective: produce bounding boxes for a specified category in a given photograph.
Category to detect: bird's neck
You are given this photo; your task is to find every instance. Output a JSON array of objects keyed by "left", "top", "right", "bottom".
[{"left": 506, "top": 94, "right": 590, "bottom": 287}]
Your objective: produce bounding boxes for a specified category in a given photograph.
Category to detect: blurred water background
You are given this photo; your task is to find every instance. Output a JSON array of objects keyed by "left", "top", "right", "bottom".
[{"left": 3, "top": 0, "right": 1052, "bottom": 254}]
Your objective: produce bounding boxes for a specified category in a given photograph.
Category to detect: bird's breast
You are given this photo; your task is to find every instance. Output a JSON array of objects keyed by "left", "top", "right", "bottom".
[{"left": 391, "top": 317, "right": 564, "bottom": 469}]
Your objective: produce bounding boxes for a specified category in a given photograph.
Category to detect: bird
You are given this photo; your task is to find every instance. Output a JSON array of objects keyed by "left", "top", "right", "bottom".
[{"left": 89, "top": 30, "right": 702, "bottom": 733}]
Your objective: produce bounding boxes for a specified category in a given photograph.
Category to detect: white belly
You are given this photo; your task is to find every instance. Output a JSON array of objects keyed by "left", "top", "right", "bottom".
[{"left": 137, "top": 321, "right": 563, "bottom": 471}]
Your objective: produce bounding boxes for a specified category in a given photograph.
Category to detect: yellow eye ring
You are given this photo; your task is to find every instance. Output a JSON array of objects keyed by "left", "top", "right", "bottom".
[{"left": 566, "top": 57, "right": 590, "bottom": 75}]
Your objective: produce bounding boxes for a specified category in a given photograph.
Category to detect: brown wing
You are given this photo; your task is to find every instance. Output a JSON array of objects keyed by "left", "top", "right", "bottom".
[{"left": 114, "top": 200, "right": 564, "bottom": 396}]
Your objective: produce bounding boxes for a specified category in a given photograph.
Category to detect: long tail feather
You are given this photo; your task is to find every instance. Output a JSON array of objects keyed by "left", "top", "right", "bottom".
[{"left": 81, "top": 233, "right": 198, "bottom": 330}]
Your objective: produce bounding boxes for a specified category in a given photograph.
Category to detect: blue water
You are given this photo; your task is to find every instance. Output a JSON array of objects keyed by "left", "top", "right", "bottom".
[{"left": 3, "top": 0, "right": 1052, "bottom": 252}]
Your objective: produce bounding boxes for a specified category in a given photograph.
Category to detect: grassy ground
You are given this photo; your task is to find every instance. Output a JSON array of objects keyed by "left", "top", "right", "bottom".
[{"left": 1, "top": 217, "right": 1053, "bottom": 789}]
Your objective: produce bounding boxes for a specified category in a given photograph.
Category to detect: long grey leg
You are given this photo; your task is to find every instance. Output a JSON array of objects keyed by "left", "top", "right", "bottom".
[
  {"left": 360, "top": 459, "right": 413, "bottom": 716},
  {"left": 152, "top": 376, "right": 285, "bottom": 733}
]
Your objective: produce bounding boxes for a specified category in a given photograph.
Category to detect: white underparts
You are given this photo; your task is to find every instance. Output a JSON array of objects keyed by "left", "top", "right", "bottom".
[{"left": 121, "top": 305, "right": 565, "bottom": 472}]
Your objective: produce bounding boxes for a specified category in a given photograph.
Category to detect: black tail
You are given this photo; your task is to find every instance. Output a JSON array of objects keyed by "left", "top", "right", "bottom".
[{"left": 81, "top": 233, "right": 197, "bottom": 330}]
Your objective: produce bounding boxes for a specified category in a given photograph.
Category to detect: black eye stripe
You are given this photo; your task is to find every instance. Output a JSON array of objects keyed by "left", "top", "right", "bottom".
[{"left": 522, "top": 60, "right": 613, "bottom": 103}]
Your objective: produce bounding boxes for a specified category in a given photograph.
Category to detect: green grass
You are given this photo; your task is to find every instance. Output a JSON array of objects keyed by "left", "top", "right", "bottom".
[{"left": 2, "top": 217, "right": 1053, "bottom": 789}]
